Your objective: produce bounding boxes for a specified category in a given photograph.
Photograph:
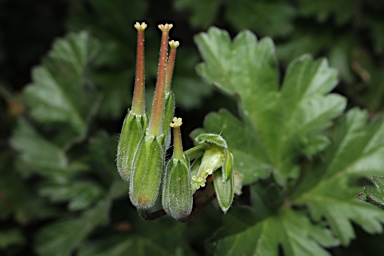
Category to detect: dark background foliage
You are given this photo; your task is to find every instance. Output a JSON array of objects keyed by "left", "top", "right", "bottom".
[{"left": 1, "top": 0, "right": 384, "bottom": 255}]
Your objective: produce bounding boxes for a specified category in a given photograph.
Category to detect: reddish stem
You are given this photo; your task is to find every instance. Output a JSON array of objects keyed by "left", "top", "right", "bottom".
[
  {"left": 148, "top": 24, "right": 173, "bottom": 136},
  {"left": 132, "top": 22, "right": 147, "bottom": 115},
  {"left": 165, "top": 40, "right": 179, "bottom": 94}
]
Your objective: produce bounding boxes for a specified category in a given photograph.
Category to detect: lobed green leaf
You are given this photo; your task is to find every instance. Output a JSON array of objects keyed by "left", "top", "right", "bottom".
[
  {"left": 195, "top": 28, "right": 346, "bottom": 185},
  {"left": 213, "top": 207, "right": 338, "bottom": 256},
  {"left": 23, "top": 32, "right": 100, "bottom": 145},
  {"left": 295, "top": 109, "right": 384, "bottom": 245}
]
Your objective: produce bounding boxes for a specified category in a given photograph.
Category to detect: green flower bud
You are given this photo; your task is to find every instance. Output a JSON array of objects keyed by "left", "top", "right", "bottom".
[
  {"left": 162, "top": 117, "right": 193, "bottom": 220},
  {"left": 191, "top": 146, "right": 224, "bottom": 191},
  {"left": 117, "top": 22, "right": 148, "bottom": 182},
  {"left": 213, "top": 167, "right": 234, "bottom": 213},
  {"left": 129, "top": 134, "right": 165, "bottom": 209},
  {"left": 162, "top": 156, "right": 192, "bottom": 220},
  {"left": 191, "top": 133, "right": 238, "bottom": 213},
  {"left": 200, "top": 147, "right": 224, "bottom": 174},
  {"left": 117, "top": 111, "right": 147, "bottom": 181}
]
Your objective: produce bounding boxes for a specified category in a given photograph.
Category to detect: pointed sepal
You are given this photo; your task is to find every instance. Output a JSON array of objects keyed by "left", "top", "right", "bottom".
[
  {"left": 195, "top": 133, "right": 228, "bottom": 148},
  {"left": 117, "top": 111, "right": 147, "bottom": 181},
  {"left": 129, "top": 135, "right": 165, "bottom": 209},
  {"left": 222, "top": 148, "right": 234, "bottom": 181},
  {"left": 162, "top": 156, "right": 193, "bottom": 220},
  {"left": 213, "top": 167, "right": 234, "bottom": 213}
]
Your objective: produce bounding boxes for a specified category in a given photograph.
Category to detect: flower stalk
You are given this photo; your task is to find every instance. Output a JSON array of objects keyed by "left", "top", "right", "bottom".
[
  {"left": 165, "top": 40, "right": 180, "bottom": 94},
  {"left": 163, "top": 40, "right": 179, "bottom": 147}
]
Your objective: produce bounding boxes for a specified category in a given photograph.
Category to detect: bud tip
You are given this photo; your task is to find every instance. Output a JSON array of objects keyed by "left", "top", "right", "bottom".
[
  {"left": 169, "top": 40, "right": 180, "bottom": 48},
  {"left": 170, "top": 117, "right": 182, "bottom": 128},
  {"left": 158, "top": 23, "right": 173, "bottom": 33},
  {"left": 134, "top": 22, "right": 148, "bottom": 31}
]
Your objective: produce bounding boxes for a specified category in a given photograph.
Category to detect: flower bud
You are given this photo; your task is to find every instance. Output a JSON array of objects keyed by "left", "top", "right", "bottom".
[
  {"left": 117, "top": 21, "right": 148, "bottom": 181},
  {"left": 213, "top": 167, "right": 234, "bottom": 213},
  {"left": 162, "top": 117, "right": 193, "bottom": 220},
  {"left": 191, "top": 133, "right": 238, "bottom": 213},
  {"left": 117, "top": 111, "right": 147, "bottom": 181},
  {"left": 191, "top": 133, "right": 230, "bottom": 191},
  {"left": 129, "top": 134, "right": 165, "bottom": 209},
  {"left": 191, "top": 146, "right": 224, "bottom": 191},
  {"left": 162, "top": 156, "right": 192, "bottom": 220}
]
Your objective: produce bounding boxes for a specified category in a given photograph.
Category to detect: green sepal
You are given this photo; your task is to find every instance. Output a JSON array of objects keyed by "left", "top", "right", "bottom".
[
  {"left": 129, "top": 134, "right": 165, "bottom": 209},
  {"left": 184, "top": 143, "right": 208, "bottom": 161},
  {"left": 162, "top": 155, "right": 193, "bottom": 220},
  {"left": 213, "top": 167, "right": 234, "bottom": 213},
  {"left": 117, "top": 111, "right": 147, "bottom": 181},
  {"left": 163, "top": 92, "right": 175, "bottom": 149},
  {"left": 195, "top": 133, "right": 228, "bottom": 148},
  {"left": 222, "top": 148, "right": 234, "bottom": 182}
]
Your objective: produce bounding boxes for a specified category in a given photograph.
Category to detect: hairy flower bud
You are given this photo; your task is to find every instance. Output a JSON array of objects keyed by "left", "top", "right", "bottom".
[
  {"left": 162, "top": 117, "right": 193, "bottom": 220},
  {"left": 191, "top": 133, "right": 230, "bottom": 191},
  {"left": 191, "top": 146, "right": 223, "bottom": 191},
  {"left": 190, "top": 133, "right": 238, "bottom": 211},
  {"left": 162, "top": 156, "right": 192, "bottom": 220},
  {"left": 117, "top": 21, "right": 148, "bottom": 181},
  {"left": 129, "top": 134, "right": 165, "bottom": 209}
]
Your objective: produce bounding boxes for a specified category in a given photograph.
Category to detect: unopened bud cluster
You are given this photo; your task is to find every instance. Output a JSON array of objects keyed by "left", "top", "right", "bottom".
[{"left": 117, "top": 21, "right": 243, "bottom": 220}]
